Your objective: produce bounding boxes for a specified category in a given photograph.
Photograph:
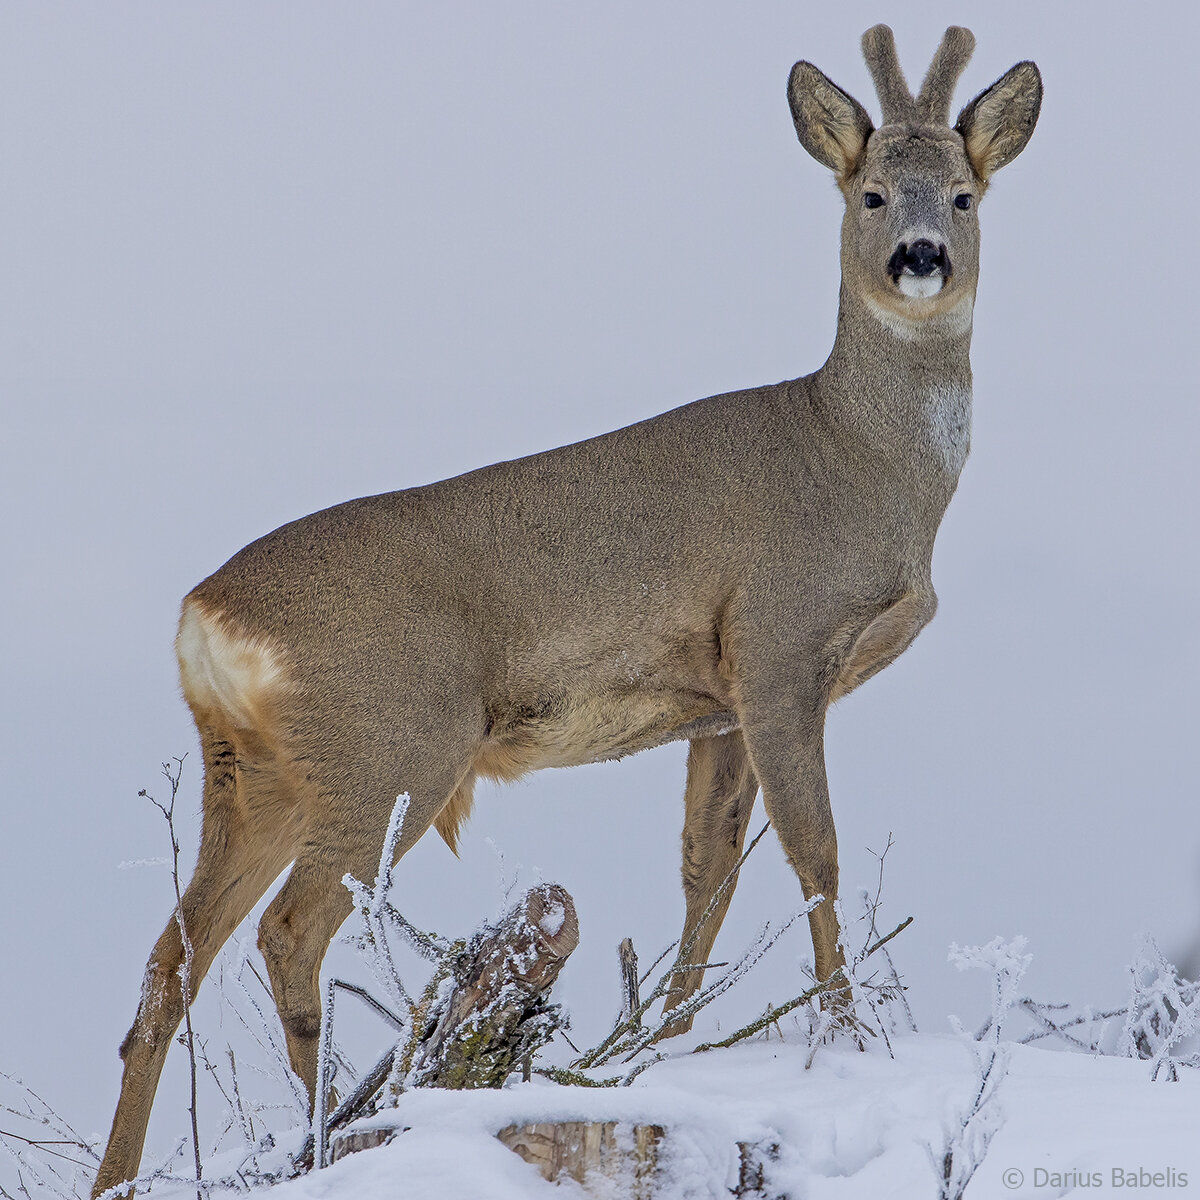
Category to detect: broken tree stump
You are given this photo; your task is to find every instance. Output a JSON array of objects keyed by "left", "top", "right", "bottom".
[
  {"left": 409, "top": 883, "right": 580, "bottom": 1088},
  {"left": 301, "top": 884, "right": 580, "bottom": 1174},
  {"left": 327, "top": 1117, "right": 778, "bottom": 1197},
  {"left": 329, "top": 1126, "right": 395, "bottom": 1163},
  {"left": 497, "top": 1121, "right": 663, "bottom": 1197},
  {"left": 495, "top": 1123, "right": 778, "bottom": 1197}
]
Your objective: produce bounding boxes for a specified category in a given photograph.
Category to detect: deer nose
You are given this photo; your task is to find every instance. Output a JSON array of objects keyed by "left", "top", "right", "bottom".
[
  {"left": 888, "top": 239, "right": 948, "bottom": 279},
  {"left": 906, "top": 239, "right": 942, "bottom": 275}
]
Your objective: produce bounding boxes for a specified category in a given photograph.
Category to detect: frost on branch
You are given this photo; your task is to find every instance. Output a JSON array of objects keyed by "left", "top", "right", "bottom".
[
  {"left": 306, "top": 794, "right": 580, "bottom": 1171},
  {"left": 559, "top": 823, "right": 822, "bottom": 1083},
  {"left": 404, "top": 882, "right": 579, "bottom": 1090},
  {"left": 558, "top": 830, "right": 915, "bottom": 1083},
  {"left": 931, "top": 936, "right": 1030, "bottom": 1200},
  {"left": 689, "top": 833, "right": 915, "bottom": 1061},
  {"left": 1119, "top": 934, "right": 1200, "bottom": 1080}
]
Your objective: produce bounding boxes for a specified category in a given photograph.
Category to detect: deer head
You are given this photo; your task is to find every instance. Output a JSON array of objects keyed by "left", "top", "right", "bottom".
[{"left": 788, "top": 25, "right": 1042, "bottom": 335}]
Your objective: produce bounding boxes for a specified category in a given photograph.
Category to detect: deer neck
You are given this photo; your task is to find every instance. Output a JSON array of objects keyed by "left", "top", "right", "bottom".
[{"left": 814, "top": 282, "right": 975, "bottom": 500}]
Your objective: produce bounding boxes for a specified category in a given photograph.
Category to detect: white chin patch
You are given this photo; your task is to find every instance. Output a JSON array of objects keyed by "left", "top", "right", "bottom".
[{"left": 898, "top": 274, "right": 945, "bottom": 300}]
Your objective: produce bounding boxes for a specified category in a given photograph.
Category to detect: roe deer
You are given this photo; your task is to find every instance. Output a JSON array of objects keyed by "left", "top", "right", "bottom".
[{"left": 94, "top": 25, "right": 1041, "bottom": 1196}]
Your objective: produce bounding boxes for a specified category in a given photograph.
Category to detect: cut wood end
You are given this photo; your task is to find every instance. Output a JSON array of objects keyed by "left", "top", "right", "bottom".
[
  {"left": 524, "top": 883, "right": 580, "bottom": 959},
  {"left": 497, "top": 1120, "right": 662, "bottom": 1193}
]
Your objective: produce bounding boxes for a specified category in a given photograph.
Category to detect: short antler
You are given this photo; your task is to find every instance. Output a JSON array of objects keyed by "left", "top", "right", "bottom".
[
  {"left": 916, "top": 26, "right": 975, "bottom": 124},
  {"left": 861, "top": 24, "right": 913, "bottom": 124},
  {"left": 863, "top": 25, "right": 977, "bottom": 128}
]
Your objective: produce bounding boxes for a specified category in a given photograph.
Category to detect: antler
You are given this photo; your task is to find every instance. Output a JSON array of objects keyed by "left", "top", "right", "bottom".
[
  {"left": 915, "top": 26, "right": 975, "bottom": 124},
  {"left": 862, "top": 25, "right": 977, "bottom": 128},
  {"left": 861, "top": 24, "right": 913, "bottom": 124}
]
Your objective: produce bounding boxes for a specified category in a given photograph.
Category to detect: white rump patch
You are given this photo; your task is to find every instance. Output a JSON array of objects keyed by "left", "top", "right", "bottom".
[
  {"left": 176, "top": 600, "right": 288, "bottom": 728},
  {"left": 924, "top": 383, "right": 972, "bottom": 474},
  {"left": 898, "top": 274, "right": 945, "bottom": 299}
]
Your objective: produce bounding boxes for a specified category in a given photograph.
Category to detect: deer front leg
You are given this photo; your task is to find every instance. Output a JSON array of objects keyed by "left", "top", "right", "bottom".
[
  {"left": 659, "top": 731, "right": 759, "bottom": 1038},
  {"left": 735, "top": 661, "right": 845, "bottom": 993}
]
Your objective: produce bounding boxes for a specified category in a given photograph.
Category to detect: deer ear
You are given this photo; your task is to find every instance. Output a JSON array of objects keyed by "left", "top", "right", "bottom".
[
  {"left": 955, "top": 61, "right": 1042, "bottom": 180},
  {"left": 788, "top": 61, "right": 873, "bottom": 179}
]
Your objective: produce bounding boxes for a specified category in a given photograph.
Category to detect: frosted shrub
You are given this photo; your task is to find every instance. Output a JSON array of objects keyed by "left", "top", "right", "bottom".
[
  {"left": 1120, "top": 934, "right": 1200, "bottom": 1081},
  {"left": 930, "top": 936, "right": 1030, "bottom": 1200}
]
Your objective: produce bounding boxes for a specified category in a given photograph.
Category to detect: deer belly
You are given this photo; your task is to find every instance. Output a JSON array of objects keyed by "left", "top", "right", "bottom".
[{"left": 475, "top": 687, "right": 733, "bottom": 779}]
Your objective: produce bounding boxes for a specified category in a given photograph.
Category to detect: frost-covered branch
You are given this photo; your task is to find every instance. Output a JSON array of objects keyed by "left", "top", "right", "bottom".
[
  {"left": 931, "top": 936, "right": 1029, "bottom": 1200},
  {"left": 0, "top": 1070, "right": 100, "bottom": 1200},
  {"left": 692, "top": 915, "right": 913, "bottom": 1054},
  {"left": 569, "top": 823, "right": 791, "bottom": 1073},
  {"left": 301, "top": 795, "right": 580, "bottom": 1170},
  {"left": 1120, "top": 934, "right": 1200, "bottom": 1080}
]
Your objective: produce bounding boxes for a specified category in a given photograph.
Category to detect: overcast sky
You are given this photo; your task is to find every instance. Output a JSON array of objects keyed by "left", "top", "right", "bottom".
[{"left": 2, "top": 0, "right": 1197, "bottom": 1170}]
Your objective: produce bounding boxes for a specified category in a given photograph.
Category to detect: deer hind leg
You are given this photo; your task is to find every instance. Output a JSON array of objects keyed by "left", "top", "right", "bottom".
[
  {"left": 256, "top": 708, "right": 481, "bottom": 1105},
  {"left": 93, "top": 729, "right": 299, "bottom": 1199},
  {"left": 660, "top": 732, "right": 758, "bottom": 1039}
]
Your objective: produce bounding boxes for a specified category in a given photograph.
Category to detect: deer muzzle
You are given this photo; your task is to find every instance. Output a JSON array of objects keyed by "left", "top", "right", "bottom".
[{"left": 888, "top": 239, "right": 951, "bottom": 298}]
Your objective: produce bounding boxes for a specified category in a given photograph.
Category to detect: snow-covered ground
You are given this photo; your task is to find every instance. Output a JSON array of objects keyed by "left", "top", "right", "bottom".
[
  {"left": 6, "top": 914, "right": 1197, "bottom": 1198},
  {"left": 6, "top": 855, "right": 1195, "bottom": 1199},
  {"left": 122, "top": 1030, "right": 1198, "bottom": 1200}
]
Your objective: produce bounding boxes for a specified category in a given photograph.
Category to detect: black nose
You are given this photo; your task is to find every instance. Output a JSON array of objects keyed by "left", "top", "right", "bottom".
[
  {"left": 906, "top": 239, "right": 942, "bottom": 275},
  {"left": 887, "top": 239, "right": 949, "bottom": 279}
]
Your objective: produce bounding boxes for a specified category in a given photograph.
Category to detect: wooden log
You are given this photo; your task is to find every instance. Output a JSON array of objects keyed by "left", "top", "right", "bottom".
[
  {"left": 618, "top": 937, "right": 640, "bottom": 1026},
  {"left": 410, "top": 883, "right": 579, "bottom": 1089},
  {"left": 497, "top": 1124, "right": 778, "bottom": 1197},
  {"left": 497, "top": 1121, "right": 662, "bottom": 1197},
  {"left": 329, "top": 1126, "right": 394, "bottom": 1163},
  {"left": 736, "top": 1140, "right": 780, "bottom": 1197},
  {"left": 328, "top": 1117, "right": 778, "bottom": 1198}
]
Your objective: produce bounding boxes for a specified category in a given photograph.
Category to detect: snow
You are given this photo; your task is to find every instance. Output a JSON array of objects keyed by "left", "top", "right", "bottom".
[
  {"left": 126, "top": 1029, "right": 1199, "bottom": 1200},
  {"left": 11, "top": 867, "right": 1195, "bottom": 1198},
  {"left": 539, "top": 901, "right": 567, "bottom": 940}
]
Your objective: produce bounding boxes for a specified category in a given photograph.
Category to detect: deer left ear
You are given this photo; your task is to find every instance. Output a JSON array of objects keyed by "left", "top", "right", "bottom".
[
  {"left": 788, "top": 61, "right": 874, "bottom": 180},
  {"left": 956, "top": 61, "right": 1042, "bottom": 180}
]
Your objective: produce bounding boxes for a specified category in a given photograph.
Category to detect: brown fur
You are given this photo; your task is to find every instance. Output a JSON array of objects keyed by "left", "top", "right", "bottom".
[
  {"left": 432, "top": 778, "right": 476, "bottom": 856},
  {"left": 92, "top": 28, "right": 1042, "bottom": 1197}
]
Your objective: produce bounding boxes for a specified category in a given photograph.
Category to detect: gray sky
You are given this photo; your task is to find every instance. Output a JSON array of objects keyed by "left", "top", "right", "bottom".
[{"left": 2, "top": 0, "right": 1197, "bottom": 1164}]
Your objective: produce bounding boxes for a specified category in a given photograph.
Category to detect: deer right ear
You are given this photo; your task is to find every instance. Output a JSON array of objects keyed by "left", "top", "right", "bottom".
[
  {"left": 955, "top": 61, "right": 1042, "bottom": 180},
  {"left": 788, "top": 62, "right": 873, "bottom": 179}
]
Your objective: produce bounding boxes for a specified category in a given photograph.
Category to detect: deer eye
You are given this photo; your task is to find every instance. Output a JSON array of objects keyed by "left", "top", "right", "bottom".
[
  {"left": 954, "top": 193, "right": 972, "bottom": 210},
  {"left": 863, "top": 192, "right": 885, "bottom": 209}
]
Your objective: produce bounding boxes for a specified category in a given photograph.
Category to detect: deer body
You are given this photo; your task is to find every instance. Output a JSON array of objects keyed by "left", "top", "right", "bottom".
[
  {"left": 185, "top": 347, "right": 955, "bottom": 782},
  {"left": 95, "top": 26, "right": 1040, "bottom": 1196}
]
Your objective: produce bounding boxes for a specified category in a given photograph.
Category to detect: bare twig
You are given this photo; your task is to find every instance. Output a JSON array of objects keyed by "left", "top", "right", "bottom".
[
  {"left": 141, "top": 755, "right": 202, "bottom": 1198},
  {"left": 225, "top": 949, "right": 309, "bottom": 1115},
  {"left": 1014, "top": 1000, "right": 1127, "bottom": 1050},
  {"left": 860, "top": 835, "right": 915, "bottom": 1034},
  {"left": 692, "top": 916, "right": 913, "bottom": 1053},
  {"left": 194, "top": 1039, "right": 250, "bottom": 1158},
  {"left": 616, "top": 903, "right": 818, "bottom": 1065},
  {"left": 573, "top": 823, "right": 777, "bottom": 1071}
]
